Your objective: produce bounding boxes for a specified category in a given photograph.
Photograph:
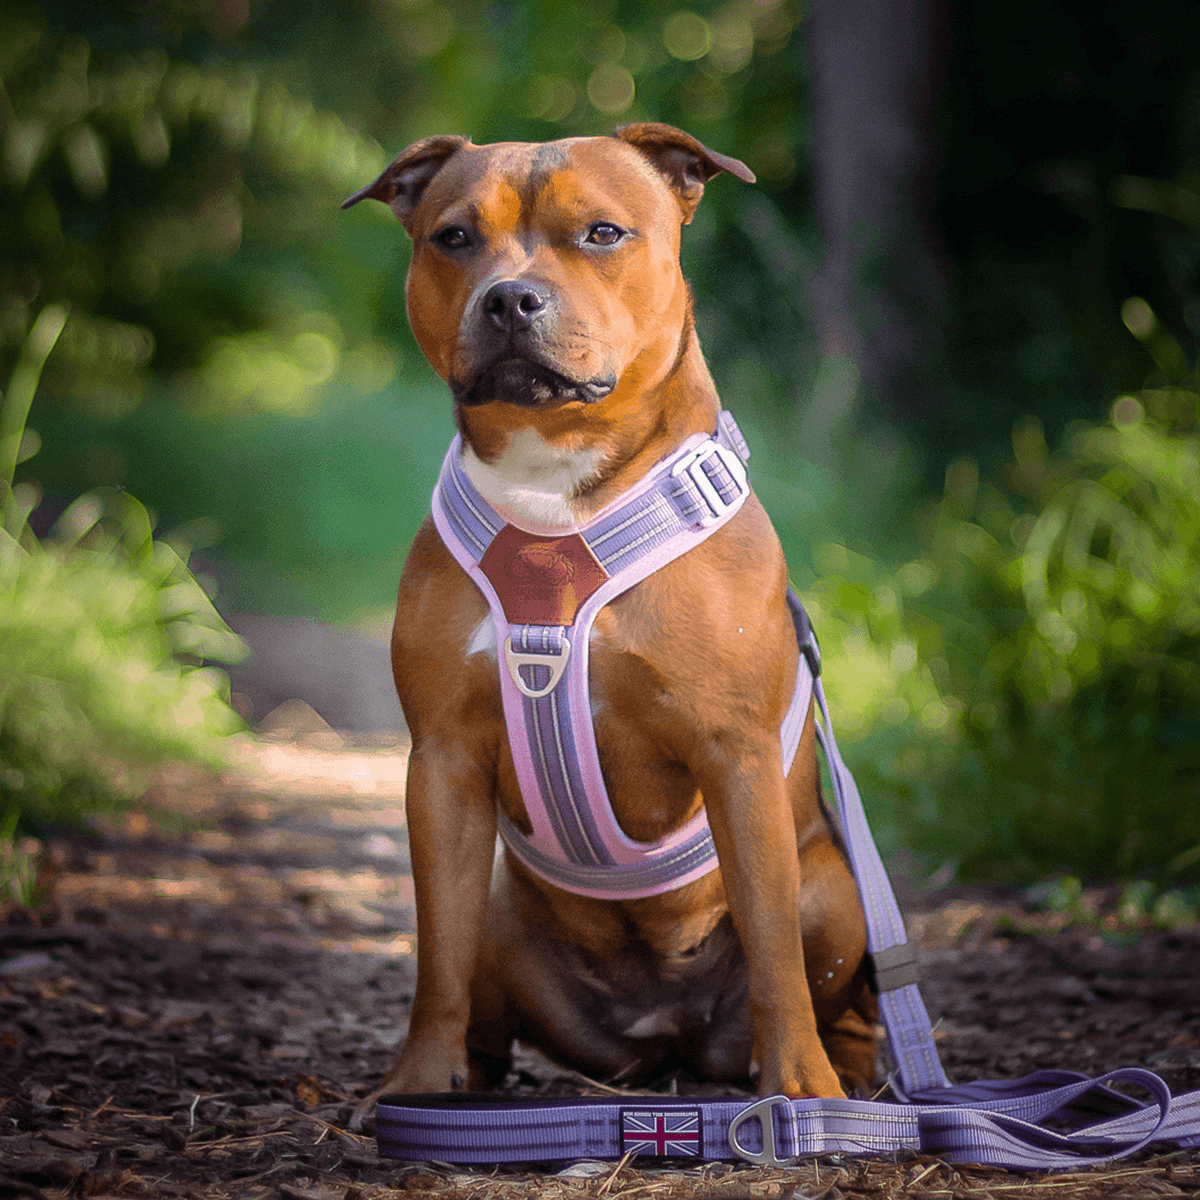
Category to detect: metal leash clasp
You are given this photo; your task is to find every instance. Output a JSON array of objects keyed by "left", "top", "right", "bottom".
[{"left": 728, "top": 1095, "right": 800, "bottom": 1167}]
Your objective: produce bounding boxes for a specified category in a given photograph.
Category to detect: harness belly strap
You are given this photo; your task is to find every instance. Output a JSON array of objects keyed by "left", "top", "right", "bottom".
[{"left": 431, "top": 411, "right": 815, "bottom": 899}]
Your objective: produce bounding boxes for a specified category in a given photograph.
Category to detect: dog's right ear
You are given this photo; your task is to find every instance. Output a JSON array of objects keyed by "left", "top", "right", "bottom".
[{"left": 341, "top": 135, "right": 468, "bottom": 232}]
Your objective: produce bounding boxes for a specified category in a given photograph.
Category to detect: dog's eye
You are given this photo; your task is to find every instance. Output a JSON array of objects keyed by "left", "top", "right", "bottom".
[
  {"left": 585, "top": 223, "right": 625, "bottom": 247},
  {"left": 434, "top": 225, "right": 472, "bottom": 250}
]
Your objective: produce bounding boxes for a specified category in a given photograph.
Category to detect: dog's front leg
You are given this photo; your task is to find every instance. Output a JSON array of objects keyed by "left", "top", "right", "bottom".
[
  {"left": 701, "top": 737, "right": 846, "bottom": 1100},
  {"left": 353, "top": 739, "right": 497, "bottom": 1121}
]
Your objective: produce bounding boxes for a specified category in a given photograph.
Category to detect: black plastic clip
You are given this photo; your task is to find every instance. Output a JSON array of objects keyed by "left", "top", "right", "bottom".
[{"left": 787, "top": 592, "right": 822, "bottom": 679}]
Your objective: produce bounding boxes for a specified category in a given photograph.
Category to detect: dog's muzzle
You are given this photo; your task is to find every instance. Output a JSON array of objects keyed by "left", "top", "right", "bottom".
[{"left": 452, "top": 278, "right": 616, "bottom": 408}]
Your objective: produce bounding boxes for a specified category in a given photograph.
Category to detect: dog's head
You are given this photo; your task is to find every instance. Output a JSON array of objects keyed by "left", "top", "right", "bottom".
[{"left": 343, "top": 125, "right": 753, "bottom": 415}]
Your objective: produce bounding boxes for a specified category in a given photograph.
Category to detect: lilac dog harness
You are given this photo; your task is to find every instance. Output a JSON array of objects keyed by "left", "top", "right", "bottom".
[
  {"left": 431, "top": 410, "right": 815, "bottom": 899},
  {"left": 381, "top": 410, "right": 1200, "bottom": 1170}
]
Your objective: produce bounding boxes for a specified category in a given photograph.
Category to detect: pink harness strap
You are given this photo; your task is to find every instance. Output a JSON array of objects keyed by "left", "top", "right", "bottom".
[{"left": 431, "top": 412, "right": 813, "bottom": 898}]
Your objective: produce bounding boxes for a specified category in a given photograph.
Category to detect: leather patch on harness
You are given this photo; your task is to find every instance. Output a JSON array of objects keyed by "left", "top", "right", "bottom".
[{"left": 479, "top": 526, "right": 610, "bottom": 625}]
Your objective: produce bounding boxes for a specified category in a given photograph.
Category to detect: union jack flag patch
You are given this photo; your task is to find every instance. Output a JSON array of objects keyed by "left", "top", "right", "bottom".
[{"left": 619, "top": 1107, "right": 703, "bottom": 1158}]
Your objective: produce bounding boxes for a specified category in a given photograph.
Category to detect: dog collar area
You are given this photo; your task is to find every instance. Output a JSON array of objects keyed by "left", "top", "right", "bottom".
[{"left": 473, "top": 432, "right": 749, "bottom": 693}]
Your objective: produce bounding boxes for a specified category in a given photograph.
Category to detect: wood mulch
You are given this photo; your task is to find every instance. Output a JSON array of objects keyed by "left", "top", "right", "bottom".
[{"left": 2, "top": 708, "right": 1198, "bottom": 1199}]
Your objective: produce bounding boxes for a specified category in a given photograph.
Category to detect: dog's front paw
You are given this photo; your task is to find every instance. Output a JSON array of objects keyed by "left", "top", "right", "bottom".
[
  {"left": 348, "top": 1043, "right": 470, "bottom": 1130},
  {"left": 758, "top": 1053, "right": 847, "bottom": 1101}
]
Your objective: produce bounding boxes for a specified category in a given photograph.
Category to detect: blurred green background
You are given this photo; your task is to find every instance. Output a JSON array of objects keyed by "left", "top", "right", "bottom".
[{"left": 3, "top": 0, "right": 1199, "bottom": 895}]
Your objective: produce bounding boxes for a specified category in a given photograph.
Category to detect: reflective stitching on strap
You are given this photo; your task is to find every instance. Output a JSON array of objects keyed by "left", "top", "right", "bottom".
[
  {"left": 497, "top": 811, "right": 717, "bottom": 893},
  {"left": 666, "top": 479, "right": 706, "bottom": 519},
  {"left": 547, "top": 682, "right": 612, "bottom": 866},
  {"left": 446, "top": 454, "right": 500, "bottom": 549},
  {"left": 586, "top": 494, "right": 671, "bottom": 552},
  {"left": 593, "top": 507, "right": 678, "bottom": 568}
]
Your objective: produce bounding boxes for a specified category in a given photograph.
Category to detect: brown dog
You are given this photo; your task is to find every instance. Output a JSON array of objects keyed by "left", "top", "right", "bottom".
[{"left": 343, "top": 124, "right": 875, "bottom": 1114}]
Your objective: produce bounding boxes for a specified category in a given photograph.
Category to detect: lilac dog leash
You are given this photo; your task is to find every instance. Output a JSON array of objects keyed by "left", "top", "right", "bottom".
[
  {"left": 378, "top": 412, "right": 1200, "bottom": 1169},
  {"left": 376, "top": 1069, "right": 1191, "bottom": 1168}
]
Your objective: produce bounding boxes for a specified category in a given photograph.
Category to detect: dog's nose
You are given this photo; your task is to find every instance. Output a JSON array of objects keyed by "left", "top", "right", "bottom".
[{"left": 482, "top": 279, "right": 550, "bottom": 333}]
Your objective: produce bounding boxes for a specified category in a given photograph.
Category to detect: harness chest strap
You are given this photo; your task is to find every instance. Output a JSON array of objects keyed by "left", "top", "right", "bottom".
[{"left": 431, "top": 411, "right": 814, "bottom": 900}]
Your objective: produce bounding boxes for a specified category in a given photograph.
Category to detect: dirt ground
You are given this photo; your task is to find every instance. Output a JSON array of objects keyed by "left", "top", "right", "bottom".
[{"left": 2, "top": 709, "right": 1198, "bottom": 1200}]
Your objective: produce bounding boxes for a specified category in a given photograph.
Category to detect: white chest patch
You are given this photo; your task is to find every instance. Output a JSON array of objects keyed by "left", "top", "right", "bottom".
[
  {"left": 462, "top": 428, "right": 607, "bottom": 531},
  {"left": 466, "top": 616, "right": 497, "bottom": 660}
]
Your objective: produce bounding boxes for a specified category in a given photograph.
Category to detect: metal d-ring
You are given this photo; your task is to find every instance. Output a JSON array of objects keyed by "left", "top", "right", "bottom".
[
  {"left": 727, "top": 1095, "right": 800, "bottom": 1167},
  {"left": 504, "top": 636, "right": 571, "bottom": 698}
]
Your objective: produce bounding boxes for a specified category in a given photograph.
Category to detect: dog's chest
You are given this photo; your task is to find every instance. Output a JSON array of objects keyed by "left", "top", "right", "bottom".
[
  {"left": 461, "top": 428, "right": 607, "bottom": 530},
  {"left": 584, "top": 912, "right": 746, "bottom": 1033}
]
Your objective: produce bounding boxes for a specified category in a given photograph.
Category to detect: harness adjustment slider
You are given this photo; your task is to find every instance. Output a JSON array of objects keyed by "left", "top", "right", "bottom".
[{"left": 866, "top": 941, "right": 921, "bottom": 994}]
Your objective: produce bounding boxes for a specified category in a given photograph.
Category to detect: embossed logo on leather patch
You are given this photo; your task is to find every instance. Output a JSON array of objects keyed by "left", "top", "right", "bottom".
[
  {"left": 479, "top": 526, "right": 609, "bottom": 625},
  {"left": 511, "top": 545, "right": 576, "bottom": 586}
]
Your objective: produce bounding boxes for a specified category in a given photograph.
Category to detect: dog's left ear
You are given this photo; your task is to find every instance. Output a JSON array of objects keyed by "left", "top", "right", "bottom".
[
  {"left": 614, "top": 123, "right": 755, "bottom": 223},
  {"left": 342, "top": 135, "right": 469, "bottom": 232}
]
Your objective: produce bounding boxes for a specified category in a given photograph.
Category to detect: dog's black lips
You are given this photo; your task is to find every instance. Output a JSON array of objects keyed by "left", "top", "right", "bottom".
[{"left": 452, "top": 358, "right": 616, "bottom": 408}]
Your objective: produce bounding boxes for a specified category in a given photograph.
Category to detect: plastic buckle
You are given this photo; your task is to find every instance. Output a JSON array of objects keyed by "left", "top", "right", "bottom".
[
  {"left": 671, "top": 442, "right": 748, "bottom": 528},
  {"left": 504, "top": 636, "right": 571, "bottom": 699},
  {"left": 727, "top": 1095, "right": 800, "bottom": 1167}
]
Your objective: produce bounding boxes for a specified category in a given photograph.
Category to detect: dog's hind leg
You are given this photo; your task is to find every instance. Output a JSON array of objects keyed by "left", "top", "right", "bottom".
[
  {"left": 465, "top": 967, "right": 516, "bottom": 1089},
  {"left": 819, "top": 981, "right": 877, "bottom": 1095}
]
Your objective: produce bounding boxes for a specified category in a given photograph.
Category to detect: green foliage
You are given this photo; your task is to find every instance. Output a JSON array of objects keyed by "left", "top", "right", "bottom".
[
  {"left": 851, "top": 388, "right": 1200, "bottom": 884},
  {"left": 1, "top": 2, "right": 390, "bottom": 417},
  {"left": 1115, "top": 878, "right": 1200, "bottom": 928},
  {"left": 1013, "top": 874, "right": 1200, "bottom": 933},
  {"left": 1, "top": 306, "right": 246, "bottom": 838},
  {"left": 0, "top": 509, "right": 244, "bottom": 828},
  {"left": 6, "top": 0, "right": 1200, "bottom": 889},
  {"left": 1011, "top": 408, "right": 1200, "bottom": 711},
  {"left": 0, "top": 805, "right": 44, "bottom": 910}
]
